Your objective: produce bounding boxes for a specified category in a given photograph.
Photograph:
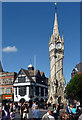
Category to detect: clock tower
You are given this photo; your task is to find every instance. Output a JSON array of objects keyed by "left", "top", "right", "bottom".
[{"left": 48, "top": 4, "right": 65, "bottom": 104}]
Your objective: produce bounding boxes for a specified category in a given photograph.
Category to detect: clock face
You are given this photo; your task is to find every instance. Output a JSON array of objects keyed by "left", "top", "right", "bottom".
[
  {"left": 50, "top": 43, "right": 54, "bottom": 51},
  {"left": 56, "top": 43, "right": 61, "bottom": 49}
]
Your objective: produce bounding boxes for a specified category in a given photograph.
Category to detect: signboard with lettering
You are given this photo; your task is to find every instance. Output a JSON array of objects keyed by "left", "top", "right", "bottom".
[{"left": 3, "top": 95, "right": 12, "bottom": 99}]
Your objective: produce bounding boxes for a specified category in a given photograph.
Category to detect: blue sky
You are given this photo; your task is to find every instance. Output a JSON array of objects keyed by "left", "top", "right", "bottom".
[{"left": 2, "top": 2, "right": 80, "bottom": 84}]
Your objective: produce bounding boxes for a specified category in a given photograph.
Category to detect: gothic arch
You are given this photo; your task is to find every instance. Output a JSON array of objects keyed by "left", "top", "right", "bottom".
[
  {"left": 40, "top": 98, "right": 44, "bottom": 103},
  {"left": 58, "top": 96, "right": 62, "bottom": 104},
  {"left": 20, "top": 98, "right": 25, "bottom": 104},
  {"left": 50, "top": 96, "right": 53, "bottom": 101},
  {"left": 35, "top": 98, "right": 39, "bottom": 102},
  {"left": 48, "top": 96, "right": 54, "bottom": 103}
]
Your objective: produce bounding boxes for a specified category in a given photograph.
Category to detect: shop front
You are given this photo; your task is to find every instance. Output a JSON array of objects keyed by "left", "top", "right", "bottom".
[{"left": 2, "top": 94, "right": 14, "bottom": 105}]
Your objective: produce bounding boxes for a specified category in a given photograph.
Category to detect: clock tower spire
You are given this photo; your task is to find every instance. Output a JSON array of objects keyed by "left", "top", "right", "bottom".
[
  {"left": 53, "top": 3, "right": 59, "bottom": 37},
  {"left": 48, "top": 3, "right": 65, "bottom": 104}
]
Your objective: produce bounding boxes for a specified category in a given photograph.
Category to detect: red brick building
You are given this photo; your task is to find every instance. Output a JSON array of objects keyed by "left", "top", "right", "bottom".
[
  {"left": 0, "top": 61, "right": 17, "bottom": 103},
  {"left": 71, "top": 63, "right": 82, "bottom": 78}
]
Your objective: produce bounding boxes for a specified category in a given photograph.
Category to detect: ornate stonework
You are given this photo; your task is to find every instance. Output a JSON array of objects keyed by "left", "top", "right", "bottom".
[{"left": 47, "top": 5, "right": 65, "bottom": 104}]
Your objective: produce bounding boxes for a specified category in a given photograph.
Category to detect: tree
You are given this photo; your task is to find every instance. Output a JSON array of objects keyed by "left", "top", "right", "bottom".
[{"left": 66, "top": 74, "right": 82, "bottom": 103}]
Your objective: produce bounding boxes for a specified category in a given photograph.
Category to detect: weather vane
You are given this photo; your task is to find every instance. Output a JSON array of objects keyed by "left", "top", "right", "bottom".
[
  {"left": 30, "top": 58, "right": 32, "bottom": 64},
  {"left": 55, "top": 2, "right": 57, "bottom": 5},
  {"left": 55, "top": 2, "right": 57, "bottom": 11}
]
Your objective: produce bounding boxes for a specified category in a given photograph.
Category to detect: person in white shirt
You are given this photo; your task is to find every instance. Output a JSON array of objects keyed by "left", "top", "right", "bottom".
[{"left": 42, "top": 106, "right": 55, "bottom": 120}]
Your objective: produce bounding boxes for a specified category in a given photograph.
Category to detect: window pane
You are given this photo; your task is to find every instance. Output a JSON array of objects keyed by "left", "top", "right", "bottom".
[
  {"left": 18, "top": 77, "right": 26, "bottom": 83},
  {"left": 0, "top": 89, "right": 2, "bottom": 94},
  {"left": 2, "top": 88, "right": 5, "bottom": 94},
  {"left": 45, "top": 88, "right": 48, "bottom": 96},
  {"left": 7, "top": 88, "right": 12, "bottom": 94},
  {"left": 41, "top": 87, "right": 44, "bottom": 96},
  {"left": 8, "top": 79, "right": 12, "bottom": 84}
]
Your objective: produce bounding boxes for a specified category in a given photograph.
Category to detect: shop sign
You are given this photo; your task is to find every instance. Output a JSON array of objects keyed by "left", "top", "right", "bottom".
[{"left": 3, "top": 95, "right": 12, "bottom": 99}]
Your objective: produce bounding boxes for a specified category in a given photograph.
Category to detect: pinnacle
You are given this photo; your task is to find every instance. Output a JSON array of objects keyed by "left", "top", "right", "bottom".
[{"left": 0, "top": 60, "right": 3, "bottom": 72}]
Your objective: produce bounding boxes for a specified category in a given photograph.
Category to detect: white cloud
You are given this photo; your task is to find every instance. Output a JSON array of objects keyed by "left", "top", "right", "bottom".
[{"left": 3, "top": 46, "right": 18, "bottom": 52}]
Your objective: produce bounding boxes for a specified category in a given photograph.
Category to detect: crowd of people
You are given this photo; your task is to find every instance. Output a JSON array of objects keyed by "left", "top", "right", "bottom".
[
  {"left": 42, "top": 102, "right": 82, "bottom": 120},
  {"left": 0, "top": 100, "right": 82, "bottom": 120}
]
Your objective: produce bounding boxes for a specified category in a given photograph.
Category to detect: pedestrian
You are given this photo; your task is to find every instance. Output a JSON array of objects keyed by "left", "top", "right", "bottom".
[
  {"left": 6, "top": 103, "right": 10, "bottom": 120},
  {"left": 32, "top": 105, "right": 40, "bottom": 120},
  {"left": 76, "top": 106, "right": 81, "bottom": 117},
  {"left": 66, "top": 105, "right": 71, "bottom": 114},
  {"left": 2, "top": 109, "right": 7, "bottom": 120},
  {"left": 78, "top": 114, "right": 82, "bottom": 120},
  {"left": 10, "top": 103, "right": 15, "bottom": 120},
  {"left": 23, "top": 106, "right": 28, "bottom": 120},
  {"left": 13, "top": 103, "right": 16, "bottom": 112},
  {"left": 10, "top": 111, "right": 15, "bottom": 120},
  {"left": 42, "top": 106, "right": 55, "bottom": 120},
  {"left": 2, "top": 105, "right": 7, "bottom": 120},
  {"left": 57, "top": 104, "right": 60, "bottom": 116},
  {"left": 20, "top": 103, "right": 25, "bottom": 120},
  {"left": 18, "top": 102, "right": 21, "bottom": 112},
  {"left": 26, "top": 102, "right": 29, "bottom": 119},
  {"left": 72, "top": 106, "right": 76, "bottom": 114},
  {"left": 61, "top": 112, "right": 69, "bottom": 120},
  {"left": 32, "top": 101, "right": 36, "bottom": 111},
  {"left": 52, "top": 104, "right": 57, "bottom": 119}
]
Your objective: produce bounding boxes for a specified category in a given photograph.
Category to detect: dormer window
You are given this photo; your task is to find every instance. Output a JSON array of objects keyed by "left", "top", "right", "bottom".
[{"left": 18, "top": 76, "right": 26, "bottom": 83}]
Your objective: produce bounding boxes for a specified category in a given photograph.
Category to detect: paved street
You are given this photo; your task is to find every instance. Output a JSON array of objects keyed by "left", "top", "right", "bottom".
[
  {"left": 15, "top": 112, "right": 21, "bottom": 119},
  {"left": 15, "top": 108, "right": 47, "bottom": 119}
]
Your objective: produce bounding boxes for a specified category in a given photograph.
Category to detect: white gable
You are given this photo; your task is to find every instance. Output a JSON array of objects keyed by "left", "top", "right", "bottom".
[{"left": 14, "top": 70, "right": 31, "bottom": 84}]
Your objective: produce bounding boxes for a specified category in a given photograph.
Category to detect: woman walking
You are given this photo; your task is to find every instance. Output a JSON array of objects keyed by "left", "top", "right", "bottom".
[{"left": 32, "top": 105, "right": 40, "bottom": 120}]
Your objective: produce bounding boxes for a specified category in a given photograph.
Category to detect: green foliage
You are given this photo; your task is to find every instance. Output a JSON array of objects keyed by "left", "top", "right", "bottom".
[{"left": 66, "top": 74, "right": 82, "bottom": 102}]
